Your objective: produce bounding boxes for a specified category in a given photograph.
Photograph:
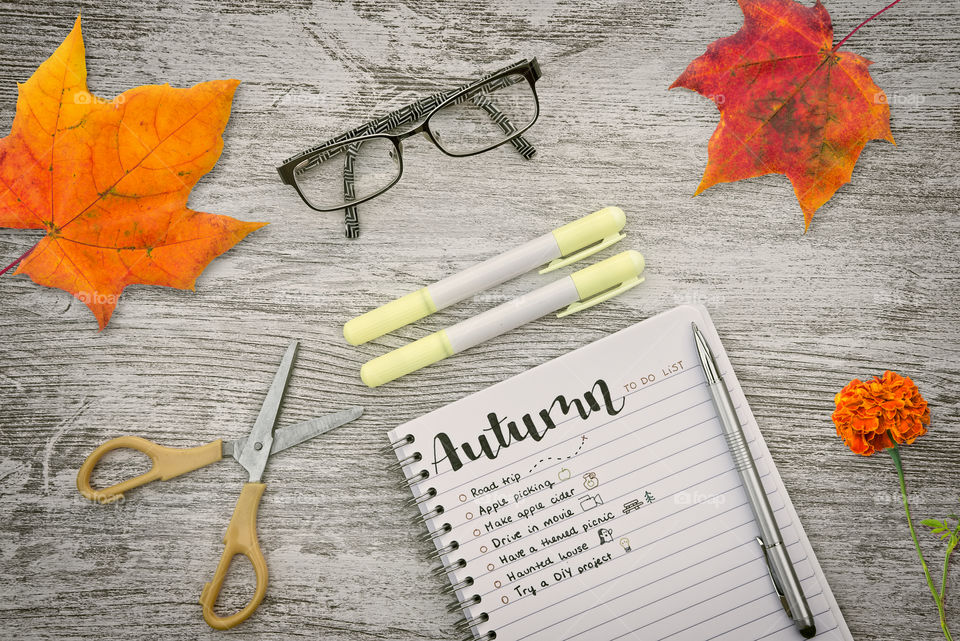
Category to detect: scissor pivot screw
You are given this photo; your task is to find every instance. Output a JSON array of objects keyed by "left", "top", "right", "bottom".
[{"left": 254, "top": 442, "right": 263, "bottom": 451}]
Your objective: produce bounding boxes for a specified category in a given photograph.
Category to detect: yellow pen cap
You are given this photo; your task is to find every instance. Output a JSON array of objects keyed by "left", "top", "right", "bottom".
[
  {"left": 570, "top": 250, "right": 645, "bottom": 300},
  {"left": 552, "top": 206, "right": 626, "bottom": 256},
  {"left": 344, "top": 287, "right": 437, "bottom": 346},
  {"left": 360, "top": 330, "right": 454, "bottom": 388}
]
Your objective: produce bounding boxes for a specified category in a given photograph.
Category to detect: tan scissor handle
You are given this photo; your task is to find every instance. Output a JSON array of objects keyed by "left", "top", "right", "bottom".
[
  {"left": 76, "top": 436, "right": 223, "bottom": 504},
  {"left": 199, "top": 482, "right": 269, "bottom": 630}
]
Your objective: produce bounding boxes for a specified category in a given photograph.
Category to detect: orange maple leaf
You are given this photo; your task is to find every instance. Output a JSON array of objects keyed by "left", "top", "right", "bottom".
[
  {"left": 670, "top": 0, "right": 894, "bottom": 229},
  {"left": 0, "top": 16, "right": 265, "bottom": 328}
]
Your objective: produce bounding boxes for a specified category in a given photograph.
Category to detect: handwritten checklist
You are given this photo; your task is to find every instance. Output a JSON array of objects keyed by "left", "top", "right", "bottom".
[{"left": 390, "top": 305, "right": 852, "bottom": 641}]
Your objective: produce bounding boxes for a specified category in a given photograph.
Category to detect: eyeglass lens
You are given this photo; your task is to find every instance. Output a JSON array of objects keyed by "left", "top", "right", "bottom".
[
  {"left": 429, "top": 73, "right": 537, "bottom": 155},
  {"left": 294, "top": 137, "right": 401, "bottom": 210}
]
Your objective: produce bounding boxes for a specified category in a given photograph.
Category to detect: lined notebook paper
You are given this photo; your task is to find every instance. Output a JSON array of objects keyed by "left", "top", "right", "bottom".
[{"left": 389, "top": 305, "right": 852, "bottom": 641}]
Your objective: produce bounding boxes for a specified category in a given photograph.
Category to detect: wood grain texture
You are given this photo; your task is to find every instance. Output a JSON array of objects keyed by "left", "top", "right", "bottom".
[{"left": 0, "top": 1, "right": 958, "bottom": 639}]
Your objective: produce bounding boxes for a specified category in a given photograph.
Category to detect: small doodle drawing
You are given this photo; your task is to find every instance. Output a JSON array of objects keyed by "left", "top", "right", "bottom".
[{"left": 528, "top": 435, "right": 588, "bottom": 473}]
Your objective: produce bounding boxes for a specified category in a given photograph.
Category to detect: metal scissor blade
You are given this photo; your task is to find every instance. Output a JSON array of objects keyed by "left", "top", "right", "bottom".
[
  {"left": 225, "top": 407, "right": 363, "bottom": 460},
  {"left": 237, "top": 340, "right": 299, "bottom": 482}
]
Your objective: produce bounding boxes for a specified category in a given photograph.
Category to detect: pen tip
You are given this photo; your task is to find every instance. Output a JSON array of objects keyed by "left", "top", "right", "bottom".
[{"left": 800, "top": 625, "right": 817, "bottom": 638}]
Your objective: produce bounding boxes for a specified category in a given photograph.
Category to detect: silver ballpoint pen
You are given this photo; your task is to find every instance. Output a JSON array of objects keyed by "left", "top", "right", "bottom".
[{"left": 692, "top": 323, "right": 817, "bottom": 639}]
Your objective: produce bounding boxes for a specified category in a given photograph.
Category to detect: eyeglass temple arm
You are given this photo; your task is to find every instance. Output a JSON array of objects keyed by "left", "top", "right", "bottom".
[{"left": 342, "top": 145, "right": 360, "bottom": 238}]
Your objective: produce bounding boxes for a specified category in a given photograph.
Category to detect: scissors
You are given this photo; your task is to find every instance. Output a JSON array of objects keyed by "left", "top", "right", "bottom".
[{"left": 76, "top": 340, "right": 363, "bottom": 630}]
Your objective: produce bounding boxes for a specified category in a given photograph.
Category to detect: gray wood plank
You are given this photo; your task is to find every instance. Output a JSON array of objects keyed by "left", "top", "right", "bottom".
[{"left": 0, "top": 0, "right": 957, "bottom": 639}]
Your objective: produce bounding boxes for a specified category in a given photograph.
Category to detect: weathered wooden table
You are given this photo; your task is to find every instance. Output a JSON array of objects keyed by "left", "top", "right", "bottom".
[{"left": 1, "top": 1, "right": 957, "bottom": 639}]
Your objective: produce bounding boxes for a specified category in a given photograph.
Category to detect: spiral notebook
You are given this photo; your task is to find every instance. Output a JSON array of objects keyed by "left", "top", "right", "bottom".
[{"left": 388, "top": 305, "right": 852, "bottom": 641}]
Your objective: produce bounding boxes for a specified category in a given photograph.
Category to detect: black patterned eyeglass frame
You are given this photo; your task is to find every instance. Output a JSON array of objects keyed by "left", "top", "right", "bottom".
[{"left": 276, "top": 58, "right": 542, "bottom": 238}]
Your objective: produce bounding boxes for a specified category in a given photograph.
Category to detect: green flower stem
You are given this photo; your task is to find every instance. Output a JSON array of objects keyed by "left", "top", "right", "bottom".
[
  {"left": 943, "top": 528, "right": 958, "bottom": 605},
  {"left": 943, "top": 540, "right": 953, "bottom": 604},
  {"left": 889, "top": 444, "right": 953, "bottom": 640}
]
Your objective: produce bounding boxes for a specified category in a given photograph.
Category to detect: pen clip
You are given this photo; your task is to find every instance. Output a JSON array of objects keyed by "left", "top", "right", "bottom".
[
  {"left": 539, "top": 232, "right": 626, "bottom": 274},
  {"left": 757, "top": 537, "right": 792, "bottom": 618},
  {"left": 556, "top": 275, "right": 644, "bottom": 318}
]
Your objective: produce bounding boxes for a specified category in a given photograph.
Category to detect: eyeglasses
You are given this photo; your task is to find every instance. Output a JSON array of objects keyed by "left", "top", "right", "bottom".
[{"left": 276, "top": 58, "right": 542, "bottom": 238}]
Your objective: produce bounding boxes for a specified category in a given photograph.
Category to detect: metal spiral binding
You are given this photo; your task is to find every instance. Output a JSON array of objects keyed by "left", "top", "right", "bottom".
[
  {"left": 455, "top": 612, "right": 489, "bottom": 632},
  {"left": 447, "top": 593, "right": 480, "bottom": 613},
  {"left": 412, "top": 504, "right": 444, "bottom": 524},
  {"left": 432, "top": 558, "right": 466, "bottom": 578},
  {"left": 425, "top": 539, "right": 459, "bottom": 560},
  {"left": 381, "top": 433, "right": 414, "bottom": 454},
  {"left": 388, "top": 451, "right": 422, "bottom": 472},
  {"left": 418, "top": 522, "right": 451, "bottom": 543},
  {"left": 442, "top": 576, "right": 474, "bottom": 595},
  {"left": 396, "top": 468, "right": 428, "bottom": 489},
  {"left": 387, "top": 438, "right": 495, "bottom": 641},
  {"left": 407, "top": 487, "right": 437, "bottom": 508}
]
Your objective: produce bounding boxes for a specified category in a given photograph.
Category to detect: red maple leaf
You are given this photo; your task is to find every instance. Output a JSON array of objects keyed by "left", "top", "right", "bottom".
[
  {"left": 670, "top": 0, "right": 894, "bottom": 229},
  {"left": 0, "top": 16, "right": 265, "bottom": 328}
]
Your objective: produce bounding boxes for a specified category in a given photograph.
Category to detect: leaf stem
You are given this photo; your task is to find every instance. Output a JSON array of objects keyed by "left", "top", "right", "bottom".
[
  {"left": 889, "top": 444, "right": 953, "bottom": 640},
  {"left": 0, "top": 243, "right": 37, "bottom": 276},
  {"left": 834, "top": 0, "right": 905, "bottom": 51}
]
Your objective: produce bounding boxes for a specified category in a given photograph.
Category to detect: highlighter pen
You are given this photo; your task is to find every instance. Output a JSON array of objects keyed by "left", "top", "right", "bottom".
[
  {"left": 343, "top": 206, "right": 627, "bottom": 346},
  {"left": 360, "top": 250, "right": 644, "bottom": 387},
  {"left": 692, "top": 323, "right": 816, "bottom": 638}
]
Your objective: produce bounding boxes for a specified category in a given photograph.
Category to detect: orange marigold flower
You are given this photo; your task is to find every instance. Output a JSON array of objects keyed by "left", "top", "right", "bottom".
[{"left": 832, "top": 371, "right": 930, "bottom": 456}]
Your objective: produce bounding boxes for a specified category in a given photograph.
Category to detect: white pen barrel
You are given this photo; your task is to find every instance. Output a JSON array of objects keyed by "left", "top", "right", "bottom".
[
  {"left": 429, "top": 233, "right": 560, "bottom": 309},
  {"left": 445, "top": 277, "right": 579, "bottom": 353},
  {"left": 360, "top": 250, "right": 644, "bottom": 387}
]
